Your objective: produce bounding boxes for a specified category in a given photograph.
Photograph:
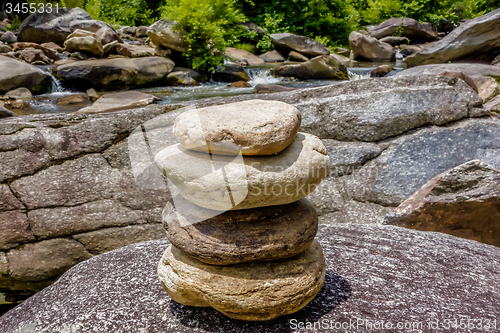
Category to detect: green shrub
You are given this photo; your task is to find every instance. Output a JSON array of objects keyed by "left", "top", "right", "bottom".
[
  {"left": 160, "top": 0, "right": 248, "bottom": 71},
  {"left": 84, "top": 0, "right": 154, "bottom": 26}
]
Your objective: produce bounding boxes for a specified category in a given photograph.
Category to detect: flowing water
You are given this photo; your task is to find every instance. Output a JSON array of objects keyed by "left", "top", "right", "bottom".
[{"left": 22, "top": 60, "right": 406, "bottom": 115}]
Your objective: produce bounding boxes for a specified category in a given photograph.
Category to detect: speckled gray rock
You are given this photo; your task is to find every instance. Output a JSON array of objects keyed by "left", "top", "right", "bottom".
[
  {"left": 155, "top": 132, "right": 330, "bottom": 210},
  {"left": 0, "top": 55, "right": 51, "bottom": 94},
  {"left": 271, "top": 55, "right": 348, "bottom": 80},
  {"left": 163, "top": 197, "right": 318, "bottom": 265},
  {"left": 396, "top": 63, "right": 500, "bottom": 79},
  {"left": 1, "top": 224, "right": 499, "bottom": 332},
  {"left": 173, "top": 100, "right": 301, "bottom": 155},
  {"left": 384, "top": 160, "right": 500, "bottom": 247},
  {"left": 146, "top": 19, "right": 188, "bottom": 53}
]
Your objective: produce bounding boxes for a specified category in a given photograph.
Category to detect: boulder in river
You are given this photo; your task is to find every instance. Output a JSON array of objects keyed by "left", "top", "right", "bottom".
[
  {"left": 147, "top": 19, "right": 188, "bottom": 53},
  {"left": 162, "top": 67, "right": 205, "bottom": 86},
  {"left": 258, "top": 50, "right": 285, "bottom": 62},
  {"left": 18, "top": 47, "right": 52, "bottom": 65},
  {"left": 18, "top": 7, "right": 92, "bottom": 44},
  {"left": 384, "top": 160, "right": 500, "bottom": 247},
  {"left": 396, "top": 63, "right": 500, "bottom": 79},
  {"left": 349, "top": 31, "right": 395, "bottom": 62},
  {"left": 64, "top": 36, "right": 104, "bottom": 58},
  {"left": 75, "top": 91, "right": 159, "bottom": 114},
  {"left": 288, "top": 50, "right": 308, "bottom": 62},
  {"left": 225, "top": 47, "right": 265, "bottom": 66},
  {"left": 212, "top": 63, "right": 250, "bottom": 82},
  {"left": 53, "top": 57, "right": 175, "bottom": 90},
  {"left": 0, "top": 31, "right": 17, "bottom": 44},
  {"left": 473, "top": 75, "right": 500, "bottom": 102},
  {"left": 270, "top": 33, "right": 330, "bottom": 58},
  {"left": 0, "top": 55, "right": 50, "bottom": 94},
  {"left": 405, "top": 8, "right": 500, "bottom": 67},
  {"left": 271, "top": 55, "right": 348, "bottom": 80},
  {"left": 367, "top": 17, "right": 438, "bottom": 41},
  {"left": 55, "top": 94, "right": 89, "bottom": 105},
  {"left": 379, "top": 36, "right": 409, "bottom": 46},
  {"left": 116, "top": 44, "right": 155, "bottom": 58},
  {"left": 0, "top": 106, "right": 16, "bottom": 118},
  {"left": 253, "top": 84, "right": 295, "bottom": 94}
]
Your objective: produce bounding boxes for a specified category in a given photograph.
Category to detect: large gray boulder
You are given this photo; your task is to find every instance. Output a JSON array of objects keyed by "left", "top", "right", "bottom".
[
  {"left": 396, "top": 63, "right": 500, "bottom": 79},
  {"left": 146, "top": 19, "right": 188, "bottom": 53},
  {"left": 0, "top": 55, "right": 51, "bottom": 94},
  {"left": 349, "top": 31, "right": 395, "bottom": 62},
  {"left": 270, "top": 33, "right": 330, "bottom": 58},
  {"left": 405, "top": 8, "right": 500, "bottom": 67},
  {"left": 271, "top": 55, "right": 348, "bottom": 80},
  {"left": 367, "top": 17, "right": 438, "bottom": 41},
  {"left": 53, "top": 57, "right": 174, "bottom": 90},
  {"left": 18, "top": 7, "right": 92, "bottom": 44},
  {"left": 1, "top": 224, "right": 499, "bottom": 331}
]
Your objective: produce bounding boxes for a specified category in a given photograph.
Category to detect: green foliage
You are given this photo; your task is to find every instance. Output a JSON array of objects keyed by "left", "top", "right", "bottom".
[
  {"left": 84, "top": 0, "right": 154, "bottom": 26},
  {"left": 161, "top": 0, "right": 247, "bottom": 71},
  {"left": 5, "top": 15, "right": 22, "bottom": 31},
  {"left": 233, "top": 43, "right": 256, "bottom": 53}
]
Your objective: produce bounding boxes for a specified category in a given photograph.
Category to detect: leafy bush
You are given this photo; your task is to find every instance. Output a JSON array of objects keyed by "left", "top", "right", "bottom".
[
  {"left": 84, "top": 0, "right": 154, "bottom": 26},
  {"left": 160, "top": 0, "right": 248, "bottom": 71}
]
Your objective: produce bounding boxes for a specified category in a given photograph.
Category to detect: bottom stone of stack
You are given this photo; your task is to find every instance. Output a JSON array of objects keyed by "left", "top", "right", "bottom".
[{"left": 158, "top": 240, "right": 326, "bottom": 321}]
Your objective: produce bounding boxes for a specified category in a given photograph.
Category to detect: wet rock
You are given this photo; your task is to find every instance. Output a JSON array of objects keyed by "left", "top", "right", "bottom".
[
  {"left": 379, "top": 36, "right": 409, "bottom": 46},
  {"left": 173, "top": 100, "right": 301, "bottom": 156},
  {"left": 227, "top": 80, "right": 251, "bottom": 87},
  {"left": 212, "top": 63, "right": 250, "bottom": 82},
  {"left": 53, "top": 57, "right": 174, "bottom": 90},
  {"left": 163, "top": 67, "right": 205, "bottom": 86},
  {"left": 75, "top": 91, "right": 159, "bottom": 114},
  {"left": 18, "top": 7, "right": 92, "bottom": 44},
  {"left": 225, "top": 47, "right": 265, "bottom": 66},
  {"left": 116, "top": 44, "right": 155, "bottom": 58},
  {"left": 55, "top": 94, "right": 88, "bottom": 105},
  {"left": 270, "top": 33, "right": 329, "bottom": 58},
  {"left": 473, "top": 75, "right": 499, "bottom": 102},
  {"left": 5, "top": 87, "right": 32, "bottom": 100},
  {"left": 253, "top": 84, "right": 295, "bottom": 94},
  {"left": 370, "top": 65, "right": 393, "bottom": 77},
  {"left": 4, "top": 99, "right": 30, "bottom": 110},
  {"left": 155, "top": 132, "right": 329, "bottom": 210},
  {"left": 405, "top": 9, "right": 500, "bottom": 66},
  {"left": 288, "top": 50, "right": 308, "bottom": 62},
  {"left": 0, "top": 55, "right": 50, "bottom": 94},
  {"left": 272, "top": 55, "right": 348, "bottom": 80},
  {"left": 384, "top": 160, "right": 500, "bottom": 247},
  {"left": 2, "top": 224, "right": 499, "bottom": 331},
  {"left": 258, "top": 50, "right": 285, "bottom": 62},
  {"left": 0, "top": 106, "right": 16, "bottom": 118},
  {"left": 147, "top": 19, "right": 188, "bottom": 53},
  {"left": 367, "top": 18, "right": 437, "bottom": 41},
  {"left": 64, "top": 36, "right": 103, "bottom": 58},
  {"left": 163, "top": 197, "right": 317, "bottom": 265},
  {"left": 349, "top": 31, "right": 395, "bottom": 62},
  {"left": 0, "top": 31, "right": 16, "bottom": 44}
]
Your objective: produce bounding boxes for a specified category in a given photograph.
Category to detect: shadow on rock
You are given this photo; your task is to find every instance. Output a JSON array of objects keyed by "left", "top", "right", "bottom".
[{"left": 169, "top": 270, "right": 351, "bottom": 333}]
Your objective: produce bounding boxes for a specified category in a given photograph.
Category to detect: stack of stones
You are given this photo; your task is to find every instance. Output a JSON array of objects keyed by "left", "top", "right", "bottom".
[{"left": 154, "top": 100, "right": 330, "bottom": 321}]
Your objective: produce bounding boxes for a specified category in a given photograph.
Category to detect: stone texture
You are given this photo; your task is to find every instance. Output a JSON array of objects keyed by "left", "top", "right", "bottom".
[
  {"left": 270, "top": 33, "right": 329, "bottom": 58},
  {"left": 147, "top": 19, "right": 188, "bottom": 53},
  {"left": 159, "top": 240, "right": 325, "bottom": 321},
  {"left": 6, "top": 238, "right": 92, "bottom": 281},
  {"left": 5, "top": 88, "right": 32, "bottom": 100},
  {"left": 12, "top": 42, "right": 61, "bottom": 61},
  {"left": 0, "top": 106, "right": 16, "bottom": 118},
  {"left": 271, "top": 55, "right": 348, "bottom": 80},
  {"left": 439, "top": 71, "right": 478, "bottom": 92},
  {"left": 384, "top": 160, "right": 500, "bottom": 246},
  {"left": 2, "top": 224, "right": 500, "bottom": 331},
  {"left": 155, "top": 132, "right": 329, "bottom": 210},
  {"left": 322, "top": 139, "right": 382, "bottom": 174},
  {"left": 64, "top": 36, "right": 104, "bottom": 57},
  {"left": 18, "top": 47, "right": 52, "bottom": 64},
  {"left": 258, "top": 50, "right": 284, "bottom": 62},
  {"left": 55, "top": 94, "right": 88, "bottom": 105},
  {"left": 349, "top": 31, "right": 395, "bottom": 62},
  {"left": 66, "top": 29, "right": 97, "bottom": 40},
  {"left": 474, "top": 75, "right": 500, "bottom": 102},
  {"left": 396, "top": 63, "right": 500, "bottom": 79},
  {"left": 75, "top": 91, "right": 159, "bottom": 114},
  {"left": 0, "top": 185, "right": 23, "bottom": 211},
  {"left": 225, "top": 47, "right": 265, "bottom": 66},
  {"left": 95, "top": 26, "right": 122, "bottom": 45},
  {"left": 370, "top": 65, "right": 393, "bottom": 77},
  {"left": 18, "top": 7, "right": 93, "bottom": 44},
  {"left": 73, "top": 224, "right": 165, "bottom": 255},
  {"left": 0, "top": 31, "right": 17, "bottom": 44},
  {"left": 173, "top": 100, "right": 301, "bottom": 156},
  {"left": 163, "top": 67, "right": 205, "bottom": 86},
  {"left": 227, "top": 81, "right": 251, "bottom": 88},
  {"left": 0, "top": 55, "right": 50, "bottom": 94},
  {"left": 54, "top": 57, "right": 175, "bottom": 90},
  {"left": 379, "top": 36, "right": 409, "bottom": 46},
  {"left": 367, "top": 17, "right": 438, "bottom": 41},
  {"left": 164, "top": 197, "right": 318, "bottom": 265},
  {"left": 212, "top": 63, "right": 250, "bottom": 82},
  {"left": 0, "top": 211, "right": 35, "bottom": 251},
  {"left": 288, "top": 51, "right": 308, "bottom": 62},
  {"left": 485, "top": 94, "right": 500, "bottom": 112},
  {"left": 253, "top": 84, "right": 295, "bottom": 94},
  {"left": 405, "top": 9, "right": 500, "bottom": 67},
  {"left": 116, "top": 44, "right": 155, "bottom": 58}
]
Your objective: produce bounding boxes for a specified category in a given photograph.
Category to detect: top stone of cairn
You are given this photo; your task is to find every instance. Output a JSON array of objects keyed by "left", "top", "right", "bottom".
[{"left": 173, "top": 100, "right": 301, "bottom": 155}]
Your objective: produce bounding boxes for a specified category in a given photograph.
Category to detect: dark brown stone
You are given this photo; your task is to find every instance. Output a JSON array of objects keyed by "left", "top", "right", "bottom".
[
  {"left": 164, "top": 197, "right": 318, "bottom": 265},
  {"left": 384, "top": 160, "right": 500, "bottom": 247},
  {"left": 227, "top": 80, "right": 251, "bottom": 88},
  {"left": 55, "top": 94, "right": 88, "bottom": 105},
  {"left": 370, "top": 65, "right": 393, "bottom": 77},
  {"left": 0, "top": 211, "right": 35, "bottom": 251}
]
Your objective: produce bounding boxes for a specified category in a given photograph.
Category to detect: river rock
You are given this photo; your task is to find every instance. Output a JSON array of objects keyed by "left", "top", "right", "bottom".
[
  {"left": 18, "top": 7, "right": 92, "bottom": 44},
  {"left": 3, "top": 224, "right": 499, "bottom": 331},
  {"left": 164, "top": 196, "right": 318, "bottom": 265},
  {"left": 379, "top": 36, "right": 409, "bottom": 46},
  {"left": 69, "top": 20, "right": 122, "bottom": 44},
  {"left": 163, "top": 67, "right": 205, "bottom": 86},
  {"left": 147, "top": 19, "right": 188, "bottom": 53},
  {"left": 270, "top": 33, "right": 329, "bottom": 58},
  {"left": 0, "top": 31, "right": 16, "bottom": 44},
  {"left": 439, "top": 71, "right": 478, "bottom": 92},
  {"left": 473, "top": 75, "right": 499, "bottom": 102},
  {"left": 18, "top": 47, "right": 52, "bottom": 64},
  {"left": 405, "top": 9, "right": 500, "bottom": 67},
  {"left": 64, "top": 36, "right": 104, "bottom": 57},
  {"left": 396, "top": 63, "right": 500, "bottom": 79},
  {"left": 0, "top": 55, "right": 50, "bottom": 94},
  {"left": 155, "top": 132, "right": 329, "bottom": 210},
  {"left": 271, "top": 55, "right": 348, "bottom": 80},
  {"left": 253, "top": 84, "right": 295, "bottom": 94},
  {"left": 384, "top": 160, "right": 500, "bottom": 247},
  {"left": 55, "top": 94, "right": 88, "bottom": 105},
  {"left": 173, "top": 100, "right": 301, "bottom": 156},
  {"left": 53, "top": 57, "right": 174, "bottom": 90},
  {"left": 159, "top": 240, "right": 325, "bottom": 321},
  {"left": 399, "top": 44, "right": 421, "bottom": 57},
  {"left": 258, "top": 50, "right": 285, "bottom": 62},
  {"left": 493, "top": 54, "right": 500, "bottom": 66},
  {"left": 0, "top": 106, "right": 16, "bottom": 118},
  {"left": 136, "top": 26, "right": 148, "bottom": 38},
  {"left": 367, "top": 17, "right": 438, "bottom": 41},
  {"left": 485, "top": 95, "right": 500, "bottom": 112},
  {"left": 349, "top": 31, "right": 395, "bottom": 62},
  {"left": 288, "top": 50, "right": 308, "bottom": 62},
  {"left": 225, "top": 47, "right": 265, "bottom": 66},
  {"left": 370, "top": 65, "right": 393, "bottom": 77},
  {"left": 103, "top": 40, "right": 118, "bottom": 56},
  {"left": 66, "top": 29, "right": 97, "bottom": 40},
  {"left": 13, "top": 42, "right": 60, "bottom": 61},
  {"left": 95, "top": 26, "right": 122, "bottom": 45},
  {"left": 227, "top": 80, "right": 251, "bottom": 87},
  {"left": 212, "top": 63, "right": 250, "bottom": 82},
  {"left": 116, "top": 44, "right": 155, "bottom": 57},
  {"left": 0, "top": 42, "right": 11, "bottom": 53},
  {"left": 75, "top": 91, "right": 159, "bottom": 114},
  {"left": 5, "top": 87, "right": 32, "bottom": 100}
]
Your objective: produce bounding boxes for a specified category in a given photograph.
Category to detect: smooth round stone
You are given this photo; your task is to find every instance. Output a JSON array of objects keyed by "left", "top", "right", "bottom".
[
  {"left": 154, "top": 132, "right": 330, "bottom": 210},
  {"left": 158, "top": 240, "right": 326, "bottom": 321},
  {"left": 163, "top": 196, "right": 318, "bottom": 265},
  {"left": 173, "top": 100, "right": 301, "bottom": 156}
]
